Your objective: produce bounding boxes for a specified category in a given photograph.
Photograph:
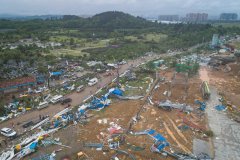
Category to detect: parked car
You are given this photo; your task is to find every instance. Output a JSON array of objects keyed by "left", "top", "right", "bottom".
[
  {"left": 88, "top": 78, "right": 98, "bottom": 86},
  {"left": 50, "top": 95, "right": 63, "bottom": 104},
  {"left": 37, "top": 101, "right": 49, "bottom": 109},
  {"left": 61, "top": 98, "right": 72, "bottom": 105},
  {"left": 76, "top": 85, "right": 85, "bottom": 93},
  {"left": 0, "top": 116, "right": 8, "bottom": 122},
  {"left": 22, "top": 121, "right": 34, "bottom": 128},
  {"left": 43, "top": 94, "right": 51, "bottom": 102},
  {"left": 34, "top": 88, "right": 43, "bottom": 94},
  {"left": 118, "top": 60, "right": 127, "bottom": 65},
  {"left": 1, "top": 128, "right": 17, "bottom": 137}
]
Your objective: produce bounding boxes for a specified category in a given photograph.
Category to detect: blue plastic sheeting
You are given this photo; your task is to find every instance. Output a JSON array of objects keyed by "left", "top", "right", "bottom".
[
  {"left": 29, "top": 142, "right": 38, "bottom": 150},
  {"left": 54, "top": 120, "right": 60, "bottom": 128},
  {"left": 195, "top": 100, "right": 207, "bottom": 111},
  {"left": 147, "top": 129, "right": 155, "bottom": 135},
  {"left": 215, "top": 105, "right": 226, "bottom": 111},
  {"left": 111, "top": 88, "right": 123, "bottom": 96},
  {"left": 135, "top": 129, "right": 169, "bottom": 152},
  {"left": 79, "top": 109, "right": 85, "bottom": 114},
  {"left": 145, "top": 129, "right": 169, "bottom": 152},
  {"left": 88, "top": 96, "right": 110, "bottom": 110},
  {"left": 154, "top": 134, "right": 166, "bottom": 142},
  {"left": 50, "top": 71, "right": 62, "bottom": 76},
  {"left": 62, "top": 114, "right": 68, "bottom": 119},
  {"left": 156, "top": 143, "right": 168, "bottom": 152}
]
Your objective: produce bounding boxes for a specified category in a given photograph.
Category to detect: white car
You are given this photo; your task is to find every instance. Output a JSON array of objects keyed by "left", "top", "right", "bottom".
[
  {"left": 0, "top": 116, "right": 8, "bottom": 122},
  {"left": 88, "top": 78, "right": 98, "bottom": 86},
  {"left": 118, "top": 60, "right": 127, "bottom": 65},
  {"left": 50, "top": 95, "right": 63, "bottom": 104},
  {"left": 76, "top": 85, "right": 85, "bottom": 92},
  {"left": 37, "top": 101, "right": 49, "bottom": 110},
  {"left": 1, "top": 128, "right": 17, "bottom": 137},
  {"left": 34, "top": 88, "right": 43, "bottom": 94}
]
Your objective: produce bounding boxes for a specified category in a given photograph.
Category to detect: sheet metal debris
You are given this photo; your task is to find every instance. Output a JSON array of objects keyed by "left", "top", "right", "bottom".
[{"left": 157, "top": 100, "right": 193, "bottom": 112}]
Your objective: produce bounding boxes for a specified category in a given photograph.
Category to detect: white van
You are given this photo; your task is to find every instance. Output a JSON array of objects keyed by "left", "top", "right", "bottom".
[
  {"left": 88, "top": 78, "right": 98, "bottom": 86},
  {"left": 50, "top": 95, "right": 63, "bottom": 104},
  {"left": 37, "top": 101, "right": 49, "bottom": 109},
  {"left": 76, "top": 85, "right": 85, "bottom": 92}
]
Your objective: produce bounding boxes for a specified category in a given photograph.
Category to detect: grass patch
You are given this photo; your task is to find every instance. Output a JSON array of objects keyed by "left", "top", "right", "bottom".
[
  {"left": 124, "top": 33, "right": 167, "bottom": 43},
  {"left": 230, "top": 41, "right": 240, "bottom": 49},
  {"left": 120, "top": 71, "right": 154, "bottom": 96},
  {"left": 50, "top": 48, "right": 90, "bottom": 57},
  {"left": 144, "top": 33, "right": 167, "bottom": 42}
]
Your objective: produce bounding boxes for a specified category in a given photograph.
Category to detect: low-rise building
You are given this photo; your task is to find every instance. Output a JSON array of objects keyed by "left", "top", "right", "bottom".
[{"left": 0, "top": 76, "right": 36, "bottom": 94}]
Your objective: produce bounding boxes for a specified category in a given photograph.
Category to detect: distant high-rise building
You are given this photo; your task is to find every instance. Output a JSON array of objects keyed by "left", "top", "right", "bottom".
[
  {"left": 220, "top": 13, "right": 238, "bottom": 21},
  {"left": 185, "top": 13, "right": 208, "bottom": 22},
  {"left": 158, "top": 15, "right": 179, "bottom": 21}
]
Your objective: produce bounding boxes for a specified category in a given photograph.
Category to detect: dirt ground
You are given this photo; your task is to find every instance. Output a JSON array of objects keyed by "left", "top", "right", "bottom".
[
  {"left": 132, "top": 70, "right": 207, "bottom": 156},
  {"left": 0, "top": 64, "right": 213, "bottom": 160},
  {"left": 152, "top": 69, "right": 203, "bottom": 105},
  {"left": 28, "top": 100, "right": 143, "bottom": 160},
  {"left": 27, "top": 69, "right": 209, "bottom": 160},
  {"left": 205, "top": 63, "right": 240, "bottom": 120}
]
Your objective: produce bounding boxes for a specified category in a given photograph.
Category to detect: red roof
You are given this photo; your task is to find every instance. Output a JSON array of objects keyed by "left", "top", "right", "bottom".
[{"left": 0, "top": 77, "right": 36, "bottom": 89}]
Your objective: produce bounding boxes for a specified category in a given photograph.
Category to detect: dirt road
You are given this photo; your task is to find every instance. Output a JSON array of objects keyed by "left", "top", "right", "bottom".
[
  {"left": 206, "top": 87, "right": 240, "bottom": 160},
  {"left": 200, "top": 66, "right": 240, "bottom": 160}
]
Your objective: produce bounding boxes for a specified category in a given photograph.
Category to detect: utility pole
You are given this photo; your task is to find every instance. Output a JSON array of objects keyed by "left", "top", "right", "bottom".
[
  {"left": 117, "top": 66, "right": 120, "bottom": 87},
  {"left": 112, "top": 56, "right": 120, "bottom": 87}
]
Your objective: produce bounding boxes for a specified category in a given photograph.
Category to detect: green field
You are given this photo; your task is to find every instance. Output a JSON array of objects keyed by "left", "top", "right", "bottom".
[
  {"left": 50, "top": 48, "right": 89, "bottom": 56},
  {"left": 49, "top": 37, "right": 112, "bottom": 56},
  {"left": 213, "top": 23, "right": 240, "bottom": 28},
  {"left": 50, "top": 35, "right": 111, "bottom": 46},
  {"left": 124, "top": 33, "right": 167, "bottom": 43},
  {"left": 231, "top": 41, "right": 240, "bottom": 49}
]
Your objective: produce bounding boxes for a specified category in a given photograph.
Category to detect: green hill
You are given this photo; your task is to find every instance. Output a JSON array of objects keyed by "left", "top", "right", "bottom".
[
  {"left": 89, "top": 11, "right": 154, "bottom": 28},
  {"left": 0, "top": 11, "right": 157, "bottom": 30}
]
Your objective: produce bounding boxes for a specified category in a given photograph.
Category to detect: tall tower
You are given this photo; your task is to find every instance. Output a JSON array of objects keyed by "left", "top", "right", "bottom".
[{"left": 211, "top": 34, "right": 219, "bottom": 47}]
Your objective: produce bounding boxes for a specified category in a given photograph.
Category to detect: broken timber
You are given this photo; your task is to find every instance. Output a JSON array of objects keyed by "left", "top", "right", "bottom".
[
  {"left": 126, "top": 77, "right": 160, "bottom": 133},
  {"left": 163, "top": 122, "right": 191, "bottom": 154}
]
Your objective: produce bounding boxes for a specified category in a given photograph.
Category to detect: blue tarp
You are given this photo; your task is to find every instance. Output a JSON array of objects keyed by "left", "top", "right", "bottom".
[
  {"left": 195, "top": 100, "right": 206, "bottom": 111},
  {"left": 50, "top": 71, "right": 62, "bottom": 76},
  {"left": 215, "top": 105, "right": 226, "bottom": 111},
  {"left": 79, "top": 109, "right": 85, "bottom": 115},
  {"left": 154, "top": 134, "right": 166, "bottom": 142},
  {"left": 29, "top": 142, "right": 38, "bottom": 150},
  {"left": 156, "top": 143, "right": 168, "bottom": 152},
  {"left": 54, "top": 120, "right": 60, "bottom": 128},
  {"left": 111, "top": 88, "right": 123, "bottom": 96},
  {"left": 147, "top": 129, "right": 155, "bottom": 135},
  {"left": 146, "top": 129, "right": 169, "bottom": 152},
  {"left": 88, "top": 97, "right": 110, "bottom": 110}
]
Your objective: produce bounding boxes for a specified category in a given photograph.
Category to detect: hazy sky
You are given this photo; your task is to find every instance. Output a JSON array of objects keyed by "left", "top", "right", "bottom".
[{"left": 0, "top": 0, "right": 239, "bottom": 16}]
